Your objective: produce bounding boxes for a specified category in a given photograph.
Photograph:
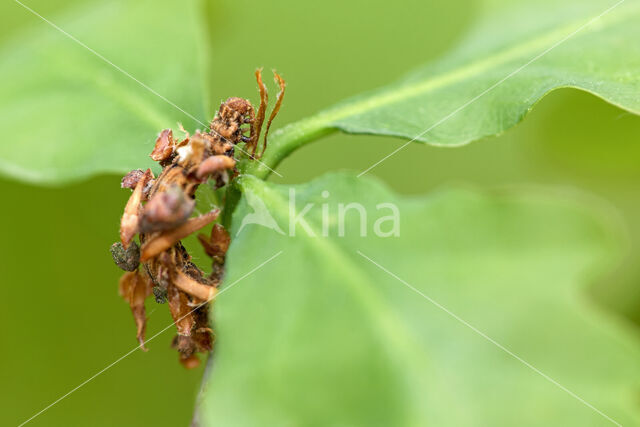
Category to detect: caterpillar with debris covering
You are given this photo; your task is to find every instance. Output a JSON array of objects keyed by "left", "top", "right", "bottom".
[{"left": 109, "top": 69, "right": 285, "bottom": 368}]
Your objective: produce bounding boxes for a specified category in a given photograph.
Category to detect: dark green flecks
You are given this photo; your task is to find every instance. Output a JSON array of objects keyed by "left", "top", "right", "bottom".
[{"left": 110, "top": 241, "right": 140, "bottom": 272}]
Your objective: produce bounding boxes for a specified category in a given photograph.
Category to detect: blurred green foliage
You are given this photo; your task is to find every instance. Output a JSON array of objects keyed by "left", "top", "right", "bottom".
[
  {"left": 204, "top": 173, "right": 639, "bottom": 426},
  {"left": 0, "top": 0, "right": 205, "bottom": 183},
  {"left": 0, "top": 0, "right": 639, "bottom": 425}
]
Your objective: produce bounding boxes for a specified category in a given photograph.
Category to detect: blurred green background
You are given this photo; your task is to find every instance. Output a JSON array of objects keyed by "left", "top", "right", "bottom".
[{"left": 1, "top": 0, "right": 639, "bottom": 425}]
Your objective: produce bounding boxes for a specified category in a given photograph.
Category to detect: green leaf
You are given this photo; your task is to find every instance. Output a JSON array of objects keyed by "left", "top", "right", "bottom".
[
  {"left": 3, "top": 0, "right": 638, "bottom": 185},
  {"left": 201, "top": 172, "right": 640, "bottom": 426},
  {"left": 0, "top": 0, "right": 209, "bottom": 184},
  {"left": 247, "top": 0, "right": 640, "bottom": 178}
]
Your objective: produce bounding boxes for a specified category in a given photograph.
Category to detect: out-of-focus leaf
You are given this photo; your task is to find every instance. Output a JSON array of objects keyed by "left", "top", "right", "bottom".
[
  {"left": 0, "top": 0, "right": 209, "bottom": 184},
  {"left": 249, "top": 0, "right": 640, "bottom": 177},
  {"left": 201, "top": 173, "right": 640, "bottom": 426}
]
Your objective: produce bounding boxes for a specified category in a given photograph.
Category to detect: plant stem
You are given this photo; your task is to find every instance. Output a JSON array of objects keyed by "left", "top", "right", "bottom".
[{"left": 242, "top": 116, "right": 336, "bottom": 179}]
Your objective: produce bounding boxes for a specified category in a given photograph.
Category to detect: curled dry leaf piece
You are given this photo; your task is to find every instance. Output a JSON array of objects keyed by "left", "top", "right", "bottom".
[
  {"left": 118, "top": 271, "right": 154, "bottom": 350},
  {"left": 151, "top": 129, "right": 176, "bottom": 164},
  {"left": 140, "top": 210, "right": 220, "bottom": 261},
  {"left": 167, "top": 283, "right": 196, "bottom": 336},
  {"left": 198, "top": 224, "right": 231, "bottom": 260},
  {"left": 168, "top": 282, "right": 208, "bottom": 370},
  {"left": 174, "top": 270, "right": 218, "bottom": 301},
  {"left": 121, "top": 169, "right": 145, "bottom": 189},
  {"left": 121, "top": 168, "right": 154, "bottom": 196},
  {"left": 140, "top": 185, "right": 195, "bottom": 233},
  {"left": 120, "top": 175, "right": 145, "bottom": 249},
  {"left": 196, "top": 155, "right": 236, "bottom": 179},
  {"left": 110, "top": 71, "right": 286, "bottom": 366},
  {"left": 176, "top": 132, "right": 206, "bottom": 169}
]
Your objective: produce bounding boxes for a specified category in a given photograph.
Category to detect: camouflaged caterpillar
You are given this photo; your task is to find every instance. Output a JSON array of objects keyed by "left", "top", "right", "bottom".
[{"left": 110, "top": 69, "right": 285, "bottom": 368}]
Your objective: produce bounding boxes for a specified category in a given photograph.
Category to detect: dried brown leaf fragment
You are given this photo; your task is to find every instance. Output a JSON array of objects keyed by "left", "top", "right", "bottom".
[
  {"left": 120, "top": 179, "right": 144, "bottom": 249},
  {"left": 140, "top": 184, "right": 195, "bottom": 233},
  {"left": 140, "top": 210, "right": 220, "bottom": 261},
  {"left": 196, "top": 155, "right": 236, "bottom": 179},
  {"left": 167, "top": 283, "right": 196, "bottom": 336},
  {"left": 151, "top": 129, "right": 176, "bottom": 164},
  {"left": 121, "top": 169, "right": 145, "bottom": 189},
  {"left": 118, "top": 270, "right": 154, "bottom": 350},
  {"left": 174, "top": 270, "right": 217, "bottom": 301},
  {"left": 198, "top": 224, "right": 230, "bottom": 260}
]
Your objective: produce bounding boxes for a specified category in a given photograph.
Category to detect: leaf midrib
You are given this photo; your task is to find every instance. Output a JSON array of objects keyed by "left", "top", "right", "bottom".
[
  {"left": 248, "top": 1, "right": 638, "bottom": 178},
  {"left": 236, "top": 175, "right": 431, "bottom": 424},
  {"left": 315, "top": 3, "right": 635, "bottom": 124}
]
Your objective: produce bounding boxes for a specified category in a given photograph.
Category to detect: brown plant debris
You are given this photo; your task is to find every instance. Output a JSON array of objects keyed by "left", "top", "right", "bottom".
[
  {"left": 140, "top": 210, "right": 220, "bottom": 262},
  {"left": 118, "top": 270, "right": 154, "bottom": 350},
  {"left": 110, "top": 70, "right": 285, "bottom": 367}
]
